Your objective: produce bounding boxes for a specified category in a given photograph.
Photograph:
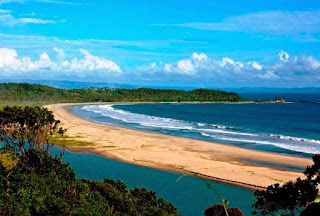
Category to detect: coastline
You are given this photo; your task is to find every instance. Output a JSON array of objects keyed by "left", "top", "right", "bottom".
[{"left": 45, "top": 102, "right": 313, "bottom": 190}]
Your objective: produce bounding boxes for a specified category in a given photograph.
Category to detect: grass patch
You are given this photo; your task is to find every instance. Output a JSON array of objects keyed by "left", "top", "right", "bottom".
[
  {"left": 0, "top": 152, "right": 18, "bottom": 170},
  {"left": 50, "top": 136, "right": 95, "bottom": 147},
  {"left": 0, "top": 101, "right": 47, "bottom": 108}
]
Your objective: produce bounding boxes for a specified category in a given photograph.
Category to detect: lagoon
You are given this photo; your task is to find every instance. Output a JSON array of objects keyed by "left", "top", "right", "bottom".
[{"left": 52, "top": 146, "right": 255, "bottom": 215}]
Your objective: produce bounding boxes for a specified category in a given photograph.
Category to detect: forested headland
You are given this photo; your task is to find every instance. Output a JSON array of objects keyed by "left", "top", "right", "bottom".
[{"left": 0, "top": 83, "right": 241, "bottom": 106}]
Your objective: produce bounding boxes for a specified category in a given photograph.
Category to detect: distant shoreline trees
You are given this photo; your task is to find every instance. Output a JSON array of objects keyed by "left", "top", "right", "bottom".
[{"left": 0, "top": 83, "right": 241, "bottom": 104}]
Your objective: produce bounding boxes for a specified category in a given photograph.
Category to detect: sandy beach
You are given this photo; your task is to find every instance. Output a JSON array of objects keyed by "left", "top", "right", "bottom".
[{"left": 46, "top": 103, "right": 313, "bottom": 190}]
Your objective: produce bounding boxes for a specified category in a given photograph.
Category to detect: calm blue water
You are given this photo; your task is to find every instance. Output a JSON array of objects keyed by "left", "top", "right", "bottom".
[
  {"left": 70, "top": 101, "right": 320, "bottom": 157},
  {"left": 50, "top": 146, "right": 254, "bottom": 216}
]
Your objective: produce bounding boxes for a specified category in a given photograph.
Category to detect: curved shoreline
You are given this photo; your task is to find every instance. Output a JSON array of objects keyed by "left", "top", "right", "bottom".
[{"left": 45, "top": 103, "right": 313, "bottom": 190}]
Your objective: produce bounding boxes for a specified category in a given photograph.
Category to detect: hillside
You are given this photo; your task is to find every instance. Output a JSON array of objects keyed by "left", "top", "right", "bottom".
[{"left": 0, "top": 83, "right": 241, "bottom": 104}]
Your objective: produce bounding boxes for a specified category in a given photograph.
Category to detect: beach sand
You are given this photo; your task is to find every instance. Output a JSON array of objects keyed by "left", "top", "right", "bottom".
[{"left": 46, "top": 103, "right": 313, "bottom": 190}]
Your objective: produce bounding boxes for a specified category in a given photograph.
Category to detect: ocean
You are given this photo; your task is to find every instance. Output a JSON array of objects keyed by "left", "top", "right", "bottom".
[{"left": 70, "top": 99, "right": 320, "bottom": 157}]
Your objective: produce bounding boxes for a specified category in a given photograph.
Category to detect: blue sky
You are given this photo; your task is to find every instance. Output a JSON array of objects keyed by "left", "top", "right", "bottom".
[{"left": 0, "top": 0, "right": 319, "bottom": 88}]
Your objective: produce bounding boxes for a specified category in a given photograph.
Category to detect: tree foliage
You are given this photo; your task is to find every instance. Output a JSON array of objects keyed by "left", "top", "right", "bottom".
[
  {"left": 0, "top": 83, "right": 241, "bottom": 104},
  {"left": 0, "top": 106, "right": 66, "bottom": 157},
  {"left": 204, "top": 204, "right": 244, "bottom": 216},
  {"left": 0, "top": 106, "right": 180, "bottom": 215},
  {"left": 252, "top": 154, "right": 320, "bottom": 216}
]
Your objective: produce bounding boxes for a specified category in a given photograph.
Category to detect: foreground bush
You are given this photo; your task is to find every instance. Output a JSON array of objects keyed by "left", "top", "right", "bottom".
[
  {"left": 204, "top": 204, "right": 244, "bottom": 216},
  {"left": 0, "top": 106, "right": 180, "bottom": 215},
  {"left": 253, "top": 154, "right": 320, "bottom": 216}
]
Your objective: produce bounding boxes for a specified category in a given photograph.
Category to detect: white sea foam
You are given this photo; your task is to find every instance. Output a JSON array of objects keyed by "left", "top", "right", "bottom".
[
  {"left": 197, "top": 123, "right": 206, "bottom": 126},
  {"left": 197, "top": 123, "right": 235, "bottom": 130},
  {"left": 197, "top": 128, "right": 257, "bottom": 137},
  {"left": 82, "top": 105, "right": 194, "bottom": 130},
  {"left": 269, "top": 134, "right": 320, "bottom": 144},
  {"left": 201, "top": 133, "right": 320, "bottom": 154},
  {"left": 210, "top": 124, "right": 236, "bottom": 130}
]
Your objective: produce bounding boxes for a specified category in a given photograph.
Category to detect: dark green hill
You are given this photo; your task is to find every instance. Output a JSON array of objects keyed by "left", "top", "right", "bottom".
[{"left": 0, "top": 83, "right": 241, "bottom": 104}]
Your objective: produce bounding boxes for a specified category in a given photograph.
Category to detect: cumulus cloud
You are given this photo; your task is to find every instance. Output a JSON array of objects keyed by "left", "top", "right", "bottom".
[
  {"left": 161, "top": 52, "right": 266, "bottom": 77},
  {"left": 192, "top": 53, "right": 208, "bottom": 62},
  {"left": 1, "top": 47, "right": 319, "bottom": 86},
  {"left": 270, "top": 55, "right": 320, "bottom": 76},
  {"left": 164, "top": 59, "right": 195, "bottom": 75},
  {"left": 248, "top": 61, "right": 263, "bottom": 70},
  {"left": 278, "top": 50, "right": 290, "bottom": 62},
  {"left": 139, "top": 51, "right": 320, "bottom": 86},
  {"left": 0, "top": 47, "right": 121, "bottom": 78},
  {"left": 53, "top": 47, "right": 65, "bottom": 59}
]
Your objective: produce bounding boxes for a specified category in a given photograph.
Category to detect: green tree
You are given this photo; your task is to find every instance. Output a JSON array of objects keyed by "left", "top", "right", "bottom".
[
  {"left": 0, "top": 106, "right": 66, "bottom": 157},
  {"left": 252, "top": 154, "right": 320, "bottom": 216}
]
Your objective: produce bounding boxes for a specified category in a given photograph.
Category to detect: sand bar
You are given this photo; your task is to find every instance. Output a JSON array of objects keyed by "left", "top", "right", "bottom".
[{"left": 46, "top": 103, "right": 313, "bottom": 190}]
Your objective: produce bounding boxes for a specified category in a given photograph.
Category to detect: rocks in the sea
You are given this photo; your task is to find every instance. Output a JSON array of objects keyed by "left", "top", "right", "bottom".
[{"left": 204, "top": 204, "right": 244, "bottom": 216}]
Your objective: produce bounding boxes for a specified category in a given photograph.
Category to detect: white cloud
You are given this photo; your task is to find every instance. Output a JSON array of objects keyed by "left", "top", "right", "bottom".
[
  {"left": 53, "top": 47, "right": 65, "bottom": 59},
  {"left": 164, "top": 59, "right": 195, "bottom": 75},
  {"left": 177, "top": 59, "right": 195, "bottom": 74},
  {"left": 0, "top": 0, "right": 25, "bottom": 5},
  {"left": 278, "top": 50, "right": 290, "bottom": 61},
  {"left": 143, "top": 51, "right": 319, "bottom": 85},
  {"left": 0, "top": 9, "right": 16, "bottom": 25},
  {"left": 248, "top": 61, "right": 263, "bottom": 70},
  {"left": 271, "top": 54, "right": 320, "bottom": 75},
  {"left": 19, "top": 17, "right": 56, "bottom": 24},
  {"left": 192, "top": 53, "right": 207, "bottom": 62},
  {"left": 0, "top": 0, "right": 82, "bottom": 5},
  {"left": 0, "top": 0, "right": 68, "bottom": 26},
  {"left": 0, "top": 47, "right": 121, "bottom": 78},
  {"left": 257, "top": 71, "right": 277, "bottom": 79},
  {"left": 175, "top": 10, "right": 320, "bottom": 35},
  {"left": 0, "top": 45, "right": 319, "bottom": 86},
  {"left": 36, "top": 0, "right": 83, "bottom": 5},
  {"left": 0, "top": 9, "right": 58, "bottom": 25},
  {"left": 220, "top": 57, "right": 235, "bottom": 67}
]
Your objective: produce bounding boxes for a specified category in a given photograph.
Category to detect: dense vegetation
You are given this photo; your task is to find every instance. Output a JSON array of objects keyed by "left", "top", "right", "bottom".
[
  {"left": 253, "top": 154, "right": 320, "bottom": 216},
  {"left": 0, "top": 106, "right": 180, "bottom": 215},
  {"left": 0, "top": 83, "right": 241, "bottom": 105}
]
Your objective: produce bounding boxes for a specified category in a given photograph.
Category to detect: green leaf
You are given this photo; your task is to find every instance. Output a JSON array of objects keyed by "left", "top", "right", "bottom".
[{"left": 314, "top": 195, "right": 320, "bottom": 203}]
